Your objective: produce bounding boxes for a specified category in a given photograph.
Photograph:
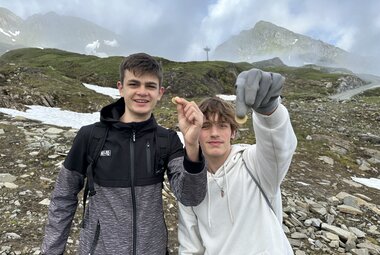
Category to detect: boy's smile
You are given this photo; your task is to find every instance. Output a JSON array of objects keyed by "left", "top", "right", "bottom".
[{"left": 117, "top": 70, "right": 164, "bottom": 122}]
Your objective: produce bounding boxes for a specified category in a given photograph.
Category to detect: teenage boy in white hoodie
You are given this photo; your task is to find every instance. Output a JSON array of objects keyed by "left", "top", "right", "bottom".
[{"left": 178, "top": 68, "right": 297, "bottom": 255}]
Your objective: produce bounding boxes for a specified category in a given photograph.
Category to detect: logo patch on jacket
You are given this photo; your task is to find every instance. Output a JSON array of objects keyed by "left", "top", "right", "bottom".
[{"left": 100, "top": 150, "right": 111, "bottom": 156}]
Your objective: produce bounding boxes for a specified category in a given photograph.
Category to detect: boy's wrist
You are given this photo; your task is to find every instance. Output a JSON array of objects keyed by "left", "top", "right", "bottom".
[
  {"left": 183, "top": 148, "right": 205, "bottom": 173},
  {"left": 184, "top": 143, "right": 200, "bottom": 162}
]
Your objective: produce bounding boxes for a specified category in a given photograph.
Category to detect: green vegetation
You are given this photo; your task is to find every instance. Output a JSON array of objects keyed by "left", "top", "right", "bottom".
[
  {"left": 265, "top": 66, "right": 341, "bottom": 81},
  {"left": 0, "top": 48, "right": 121, "bottom": 87},
  {"left": 355, "top": 87, "right": 380, "bottom": 104},
  {"left": 0, "top": 47, "right": 371, "bottom": 113},
  {"left": 1, "top": 48, "right": 379, "bottom": 255},
  {"left": 262, "top": 66, "right": 341, "bottom": 100}
]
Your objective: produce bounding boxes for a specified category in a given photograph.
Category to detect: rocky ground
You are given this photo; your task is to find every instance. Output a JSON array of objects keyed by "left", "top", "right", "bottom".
[{"left": 0, "top": 92, "right": 379, "bottom": 254}]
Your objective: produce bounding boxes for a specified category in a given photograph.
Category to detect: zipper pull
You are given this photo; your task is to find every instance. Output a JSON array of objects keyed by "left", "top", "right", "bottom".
[{"left": 133, "top": 130, "right": 136, "bottom": 142}]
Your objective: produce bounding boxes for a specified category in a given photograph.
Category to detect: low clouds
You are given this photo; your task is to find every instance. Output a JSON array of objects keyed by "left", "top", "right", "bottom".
[
  {"left": 0, "top": 0, "right": 379, "bottom": 66},
  {"left": 104, "top": 39, "right": 118, "bottom": 47},
  {"left": 195, "top": 0, "right": 380, "bottom": 61},
  {"left": 85, "top": 40, "right": 100, "bottom": 55}
]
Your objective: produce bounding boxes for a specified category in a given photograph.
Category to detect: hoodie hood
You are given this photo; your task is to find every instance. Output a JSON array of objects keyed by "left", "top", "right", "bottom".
[
  {"left": 100, "top": 97, "right": 126, "bottom": 124},
  {"left": 211, "top": 144, "right": 249, "bottom": 178}
]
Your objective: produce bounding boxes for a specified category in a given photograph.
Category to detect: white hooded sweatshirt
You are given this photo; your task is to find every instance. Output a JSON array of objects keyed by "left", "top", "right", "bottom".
[{"left": 178, "top": 104, "right": 297, "bottom": 255}]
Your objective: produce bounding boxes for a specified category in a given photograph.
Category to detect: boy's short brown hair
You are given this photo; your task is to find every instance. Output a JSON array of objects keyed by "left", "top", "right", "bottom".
[
  {"left": 119, "top": 53, "right": 163, "bottom": 86},
  {"left": 198, "top": 97, "right": 239, "bottom": 133}
]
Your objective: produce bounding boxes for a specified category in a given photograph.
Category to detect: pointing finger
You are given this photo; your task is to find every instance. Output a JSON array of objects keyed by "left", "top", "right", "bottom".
[
  {"left": 244, "top": 69, "right": 261, "bottom": 106},
  {"left": 253, "top": 71, "right": 271, "bottom": 109},
  {"left": 235, "top": 71, "right": 248, "bottom": 118}
]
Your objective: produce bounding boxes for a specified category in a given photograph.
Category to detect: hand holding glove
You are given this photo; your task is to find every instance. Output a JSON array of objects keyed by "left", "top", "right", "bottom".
[{"left": 235, "top": 68, "right": 284, "bottom": 117}]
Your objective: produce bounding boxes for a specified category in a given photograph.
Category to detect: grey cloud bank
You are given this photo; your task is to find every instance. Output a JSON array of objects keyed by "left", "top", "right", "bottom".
[{"left": 0, "top": 0, "right": 379, "bottom": 68}]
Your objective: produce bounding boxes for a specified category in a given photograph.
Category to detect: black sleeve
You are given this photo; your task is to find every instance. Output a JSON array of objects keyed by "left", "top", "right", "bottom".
[
  {"left": 63, "top": 124, "right": 93, "bottom": 175},
  {"left": 168, "top": 130, "right": 205, "bottom": 174},
  {"left": 167, "top": 129, "right": 185, "bottom": 161},
  {"left": 166, "top": 130, "right": 207, "bottom": 206},
  {"left": 183, "top": 148, "right": 205, "bottom": 174}
]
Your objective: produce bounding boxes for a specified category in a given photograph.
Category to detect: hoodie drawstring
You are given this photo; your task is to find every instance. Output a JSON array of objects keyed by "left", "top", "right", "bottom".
[
  {"left": 223, "top": 165, "right": 234, "bottom": 224},
  {"left": 207, "top": 176, "right": 212, "bottom": 228},
  {"left": 207, "top": 165, "right": 235, "bottom": 229}
]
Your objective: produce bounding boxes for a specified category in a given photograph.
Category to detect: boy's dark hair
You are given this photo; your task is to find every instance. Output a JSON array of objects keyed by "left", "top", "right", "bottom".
[
  {"left": 119, "top": 53, "right": 163, "bottom": 86},
  {"left": 198, "top": 97, "right": 239, "bottom": 133}
]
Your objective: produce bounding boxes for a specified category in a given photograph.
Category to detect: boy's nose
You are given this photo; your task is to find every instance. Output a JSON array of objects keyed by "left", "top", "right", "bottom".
[
  {"left": 210, "top": 125, "right": 219, "bottom": 136},
  {"left": 136, "top": 87, "right": 148, "bottom": 95}
]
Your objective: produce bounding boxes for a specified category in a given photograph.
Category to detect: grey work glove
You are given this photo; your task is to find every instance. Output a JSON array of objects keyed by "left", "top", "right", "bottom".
[{"left": 235, "top": 68, "right": 284, "bottom": 116}]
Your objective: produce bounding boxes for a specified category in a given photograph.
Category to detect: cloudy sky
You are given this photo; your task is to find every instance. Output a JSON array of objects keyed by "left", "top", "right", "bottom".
[{"left": 0, "top": 0, "right": 379, "bottom": 62}]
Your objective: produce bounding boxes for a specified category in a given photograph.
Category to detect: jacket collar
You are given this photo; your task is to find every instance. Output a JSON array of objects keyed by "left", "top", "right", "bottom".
[{"left": 99, "top": 97, "right": 158, "bottom": 133}]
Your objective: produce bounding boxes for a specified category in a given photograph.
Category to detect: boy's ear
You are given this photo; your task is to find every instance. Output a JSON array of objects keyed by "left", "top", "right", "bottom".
[
  {"left": 158, "top": 86, "right": 165, "bottom": 101},
  {"left": 117, "top": 81, "right": 124, "bottom": 96},
  {"left": 117, "top": 81, "right": 123, "bottom": 89},
  {"left": 231, "top": 130, "right": 236, "bottom": 139}
]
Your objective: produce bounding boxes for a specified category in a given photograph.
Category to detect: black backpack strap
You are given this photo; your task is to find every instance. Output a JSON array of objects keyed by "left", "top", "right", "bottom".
[
  {"left": 154, "top": 126, "right": 170, "bottom": 175},
  {"left": 243, "top": 159, "right": 274, "bottom": 213},
  {"left": 81, "top": 123, "right": 109, "bottom": 228}
]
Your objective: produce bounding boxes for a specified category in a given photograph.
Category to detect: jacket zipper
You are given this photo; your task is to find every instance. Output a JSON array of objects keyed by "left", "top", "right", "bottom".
[
  {"left": 130, "top": 130, "right": 137, "bottom": 255},
  {"left": 146, "top": 141, "right": 151, "bottom": 175}
]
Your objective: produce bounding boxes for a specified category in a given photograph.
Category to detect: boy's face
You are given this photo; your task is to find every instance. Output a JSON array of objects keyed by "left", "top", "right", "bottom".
[
  {"left": 199, "top": 114, "right": 233, "bottom": 163},
  {"left": 117, "top": 70, "right": 164, "bottom": 122}
]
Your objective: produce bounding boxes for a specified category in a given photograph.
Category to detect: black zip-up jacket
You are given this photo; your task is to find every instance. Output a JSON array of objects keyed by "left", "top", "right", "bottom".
[{"left": 41, "top": 98, "right": 207, "bottom": 254}]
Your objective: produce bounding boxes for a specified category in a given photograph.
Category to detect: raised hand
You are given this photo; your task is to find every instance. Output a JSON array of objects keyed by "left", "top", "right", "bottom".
[
  {"left": 235, "top": 68, "right": 284, "bottom": 117},
  {"left": 173, "top": 97, "right": 203, "bottom": 161}
]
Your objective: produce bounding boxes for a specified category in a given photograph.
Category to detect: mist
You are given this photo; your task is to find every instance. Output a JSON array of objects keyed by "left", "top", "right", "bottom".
[{"left": 0, "top": 0, "right": 379, "bottom": 74}]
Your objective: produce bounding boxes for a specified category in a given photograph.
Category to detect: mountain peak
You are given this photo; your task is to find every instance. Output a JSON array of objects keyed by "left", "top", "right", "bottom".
[
  {"left": 0, "top": 7, "right": 128, "bottom": 57},
  {"left": 213, "top": 21, "right": 349, "bottom": 68},
  {"left": 0, "top": 7, "right": 20, "bottom": 17},
  {"left": 42, "top": 11, "right": 60, "bottom": 17},
  {"left": 0, "top": 7, "right": 23, "bottom": 28},
  {"left": 254, "top": 20, "right": 277, "bottom": 28}
]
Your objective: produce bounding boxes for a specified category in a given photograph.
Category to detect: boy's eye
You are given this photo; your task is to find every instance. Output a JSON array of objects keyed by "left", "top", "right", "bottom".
[
  {"left": 147, "top": 84, "right": 157, "bottom": 89},
  {"left": 218, "top": 123, "right": 228, "bottom": 128},
  {"left": 202, "top": 123, "right": 211, "bottom": 129}
]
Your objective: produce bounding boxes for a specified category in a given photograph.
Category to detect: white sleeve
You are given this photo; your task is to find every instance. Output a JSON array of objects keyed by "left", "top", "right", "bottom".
[
  {"left": 244, "top": 104, "right": 297, "bottom": 197},
  {"left": 178, "top": 202, "right": 205, "bottom": 255}
]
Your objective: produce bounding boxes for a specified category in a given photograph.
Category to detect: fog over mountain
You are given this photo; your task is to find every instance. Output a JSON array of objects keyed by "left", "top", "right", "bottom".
[
  {"left": 0, "top": 7, "right": 129, "bottom": 57},
  {"left": 213, "top": 21, "right": 379, "bottom": 76}
]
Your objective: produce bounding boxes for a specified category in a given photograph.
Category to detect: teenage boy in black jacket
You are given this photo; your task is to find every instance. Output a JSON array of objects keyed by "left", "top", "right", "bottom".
[{"left": 41, "top": 53, "right": 207, "bottom": 255}]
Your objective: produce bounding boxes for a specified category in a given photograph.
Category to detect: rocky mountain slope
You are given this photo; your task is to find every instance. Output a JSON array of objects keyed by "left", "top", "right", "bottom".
[
  {"left": 214, "top": 21, "right": 349, "bottom": 64},
  {"left": 0, "top": 8, "right": 23, "bottom": 44},
  {"left": 0, "top": 48, "right": 379, "bottom": 254},
  {"left": 0, "top": 8, "right": 127, "bottom": 57},
  {"left": 213, "top": 21, "right": 376, "bottom": 76}
]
